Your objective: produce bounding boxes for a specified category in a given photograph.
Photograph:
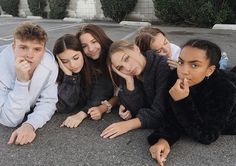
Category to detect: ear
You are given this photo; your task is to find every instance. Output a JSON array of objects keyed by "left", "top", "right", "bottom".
[
  {"left": 12, "top": 40, "right": 16, "bottom": 49},
  {"left": 206, "top": 65, "right": 216, "bottom": 77},
  {"left": 133, "top": 44, "right": 140, "bottom": 53}
]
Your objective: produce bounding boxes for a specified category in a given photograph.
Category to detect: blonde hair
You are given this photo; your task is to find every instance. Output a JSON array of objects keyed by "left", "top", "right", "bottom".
[
  {"left": 107, "top": 40, "right": 135, "bottom": 88},
  {"left": 14, "top": 21, "right": 47, "bottom": 44}
]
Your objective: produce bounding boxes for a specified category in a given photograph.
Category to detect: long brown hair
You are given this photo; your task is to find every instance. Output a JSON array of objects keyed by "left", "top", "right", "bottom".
[
  {"left": 53, "top": 34, "right": 92, "bottom": 92},
  {"left": 135, "top": 27, "right": 166, "bottom": 55},
  {"left": 76, "top": 24, "right": 113, "bottom": 77}
]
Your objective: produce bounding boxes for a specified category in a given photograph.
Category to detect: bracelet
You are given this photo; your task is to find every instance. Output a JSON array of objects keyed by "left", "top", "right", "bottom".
[{"left": 101, "top": 100, "right": 112, "bottom": 113}]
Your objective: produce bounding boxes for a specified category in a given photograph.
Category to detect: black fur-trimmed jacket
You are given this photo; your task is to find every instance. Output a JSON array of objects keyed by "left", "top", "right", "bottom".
[
  {"left": 118, "top": 50, "right": 171, "bottom": 129},
  {"left": 148, "top": 69, "right": 236, "bottom": 146},
  {"left": 56, "top": 73, "right": 113, "bottom": 114}
]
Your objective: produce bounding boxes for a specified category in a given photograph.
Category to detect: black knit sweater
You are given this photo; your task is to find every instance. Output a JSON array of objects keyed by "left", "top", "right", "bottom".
[
  {"left": 118, "top": 50, "right": 171, "bottom": 129},
  {"left": 148, "top": 69, "right": 236, "bottom": 146}
]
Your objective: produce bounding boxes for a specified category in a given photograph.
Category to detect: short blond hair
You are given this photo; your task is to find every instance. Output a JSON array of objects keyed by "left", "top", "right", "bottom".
[{"left": 14, "top": 21, "right": 48, "bottom": 44}]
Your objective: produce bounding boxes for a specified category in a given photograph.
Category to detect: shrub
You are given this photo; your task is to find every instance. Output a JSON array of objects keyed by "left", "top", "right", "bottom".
[
  {"left": 27, "top": 0, "right": 47, "bottom": 18},
  {"left": 100, "top": 0, "right": 137, "bottom": 23},
  {"left": 0, "top": 0, "right": 19, "bottom": 16},
  {"left": 153, "top": 0, "right": 235, "bottom": 27},
  {"left": 48, "top": 0, "right": 69, "bottom": 19}
]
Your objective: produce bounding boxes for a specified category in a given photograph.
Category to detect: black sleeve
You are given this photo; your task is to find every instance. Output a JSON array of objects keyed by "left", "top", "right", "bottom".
[
  {"left": 170, "top": 78, "right": 236, "bottom": 145},
  {"left": 137, "top": 58, "right": 171, "bottom": 129},
  {"left": 56, "top": 75, "right": 81, "bottom": 113},
  {"left": 81, "top": 74, "right": 114, "bottom": 113},
  {"left": 118, "top": 79, "right": 145, "bottom": 117},
  {"left": 148, "top": 119, "right": 183, "bottom": 146}
]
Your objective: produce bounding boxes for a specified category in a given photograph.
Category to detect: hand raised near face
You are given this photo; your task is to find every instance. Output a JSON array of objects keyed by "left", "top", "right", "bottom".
[
  {"left": 112, "top": 65, "right": 134, "bottom": 91},
  {"left": 169, "top": 78, "right": 189, "bottom": 101},
  {"left": 56, "top": 57, "right": 72, "bottom": 76},
  {"left": 15, "top": 57, "right": 31, "bottom": 82}
]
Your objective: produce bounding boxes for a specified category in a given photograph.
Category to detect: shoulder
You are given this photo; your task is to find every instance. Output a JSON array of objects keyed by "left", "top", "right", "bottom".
[
  {"left": 40, "top": 48, "right": 58, "bottom": 71},
  {"left": 170, "top": 43, "right": 181, "bottom": 60},
  {"left": 209, "top": 70, "right": 236, "bottom": 95}
]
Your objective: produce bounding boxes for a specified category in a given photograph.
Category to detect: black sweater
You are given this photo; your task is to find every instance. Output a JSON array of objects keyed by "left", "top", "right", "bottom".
[
  {"left": 56, "top": 73, "right": 114, "bottom": 114},
  {"left": 118, "top": 50, "right": 171, "bottom": 129},
  {"left": 148, "top": 69, "right": 236, "bottom": 146}
]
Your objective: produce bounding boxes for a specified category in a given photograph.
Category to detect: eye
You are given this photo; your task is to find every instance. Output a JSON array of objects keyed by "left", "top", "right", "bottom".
[
  {"left": 117, "top": 66, "right": 123, "bottom": 71},
  {"left": 191, "top": 64, "right": 198, "bottom": 68},
  {"left": 74, "top": 56, "right": 79, "bottom": 60},
  {"left": 20, "top": 46, "right": 26, "bottom": 50},
  {"left": 34, "top": 48, "right": 41, "bottom": 52},
  {"left": 92, "top": 40, "right": 97, "bottom": 44},
  {"left": 81, "top": 45, "right": 86, "bottom": 49},
  {"left": 124, "top": 56, "right": 129, "bottom": 62},
  {"left": 61, "top": 59, "right": 69, "bottom": 64},
  {"left": 155, "top": 49, "right": 162, "bottom": 54},
  {"left": 177, "top": 60, "right": 183, "bottom": 65}
]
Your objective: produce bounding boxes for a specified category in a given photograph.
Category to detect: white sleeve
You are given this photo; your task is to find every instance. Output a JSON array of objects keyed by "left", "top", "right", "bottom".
[
  {"left": 25, "top": 64, "right": 58, "bottom": 130},
  {"left": 0, "top": 80, "right": 30, "bottom": 127}
]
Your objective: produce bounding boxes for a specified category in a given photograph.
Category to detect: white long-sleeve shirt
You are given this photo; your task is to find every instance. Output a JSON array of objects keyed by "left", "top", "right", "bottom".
[{"left": 0, "top": 44, "right": 58, "bottom": 130}]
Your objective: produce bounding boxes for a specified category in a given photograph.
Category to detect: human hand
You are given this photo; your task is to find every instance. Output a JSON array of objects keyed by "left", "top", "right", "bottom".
[
  {"left": 149, "top": 139, "right": 170, "bottom": 166},
  {"left": 88, "top": 105, "right": 104, "bottom": 120},
  {"left": 60, "top": 111, "right": 87, "bottom": 128},
  {"left": 100, "top": 121, "right": 131, "bottom": 139},
  {"left": 169, "top": 78, "right": 189, "bottom": 101},
  {"left": 15, "top": 57, "right": 31, "bottom": 82},
  {"left": 119, "top": 105, "right": 132, "bottom": 120},
  {"left": 112, "top": 65, "right": 134, "bottom": 91},
  {"left": 167, "top": 58, "right": 178, "bottom": 70},
  {"left": 56, "top": 57, "right": 72, "bottom": 76},
  {"left": 8, "top": 123, "right": 36, "bottom": 145}
]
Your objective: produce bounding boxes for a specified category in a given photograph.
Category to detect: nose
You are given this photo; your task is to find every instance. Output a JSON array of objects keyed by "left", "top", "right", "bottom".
[
  {"left": 123, "top": 63, "right": 131, "bottom": 73},
  {"left": 26, "top": 49, "right": 33, "bottom": 59},
  {"left": 87, "top": 44, "right": 94, "bottom": 52},
  {"left": 70, "top": 60, "right": 77, "bottom": 68},
  {"left": 179, "top": 64, "right": 189, "bottom": 75}
]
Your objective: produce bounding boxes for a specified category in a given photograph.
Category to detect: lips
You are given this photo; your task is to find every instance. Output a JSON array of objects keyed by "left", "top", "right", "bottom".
[{"left": 130, "top": 67, "right": 137, "bottom": 76}]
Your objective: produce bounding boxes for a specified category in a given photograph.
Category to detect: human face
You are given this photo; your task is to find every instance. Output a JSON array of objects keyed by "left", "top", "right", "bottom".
[
  {"left": 111, "top": 47, "right": 146, "bottom": 77},
  {"left": 150, "top": 33, "right": 171, "bottom": 58},
  {"left": 13, "top": 39, "right": 45, "bottom": 74},
  {"left": 58, "top": 49, "right": 84, "bottom": 74},
  {"left": 177, "top": 46, "right": 215, "bottom": 87},
  {"left": 79, "top": 33, "right": 101, "bottom": 60}
]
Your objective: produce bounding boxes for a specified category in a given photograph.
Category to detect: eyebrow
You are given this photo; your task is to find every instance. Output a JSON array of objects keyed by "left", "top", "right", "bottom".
[
  {"left": 60, "top": 53, "right": 80, "bottom": 61},
  {"left": 179, "top": 57, "right": 202, "bottom": 63},
  {"left": 115, "top": 54, "right": 126, "bottom": 70}
]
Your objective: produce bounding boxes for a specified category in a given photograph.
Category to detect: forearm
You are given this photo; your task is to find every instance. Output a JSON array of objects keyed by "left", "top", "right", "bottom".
[
  {"left": 126, "top": 118, "right": 142, "bottom": 131},
  {"left": 0, "top": 80, "right": 30, "bottom": 127}
]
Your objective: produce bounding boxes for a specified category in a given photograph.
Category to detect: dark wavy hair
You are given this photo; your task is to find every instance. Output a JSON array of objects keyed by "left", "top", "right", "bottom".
[
  {"left": 76, "top": 24, "right": 113, "bottom": 77},
  {"left": 53, "top": 34, "right": 92, "bottom": 92},
  {"left": 135, "top": 27, "right": 165, "bottom": 55},
  {"left": 182, "top": 39, "right": 222, "bottom": 69}
]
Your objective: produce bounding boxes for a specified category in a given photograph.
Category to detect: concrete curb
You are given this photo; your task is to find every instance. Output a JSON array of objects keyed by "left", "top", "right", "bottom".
[
  {"left": 0, "top": 14, "right": 13, "bottom": 18},
  {"left": 63, "top": 17, "right": 83, "bottom": 22},
  {"left": 120, "top": 21, "right": 151, "bottom": 27},
  {"left": 212, "top": 24, "right": 236, "bottom": 30},
  {"left": 26, "top": 16, "right": 43, "bottom": 19}
]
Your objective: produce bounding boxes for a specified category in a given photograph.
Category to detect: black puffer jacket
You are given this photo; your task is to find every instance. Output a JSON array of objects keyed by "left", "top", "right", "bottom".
[{"left": 148, "top": 69, "right": 236, "bottom": 146}]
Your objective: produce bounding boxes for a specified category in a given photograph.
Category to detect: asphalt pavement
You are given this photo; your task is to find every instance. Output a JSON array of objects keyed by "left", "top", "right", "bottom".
[{"left": 0, "top": 17, "right": 235, "bottom": 166}]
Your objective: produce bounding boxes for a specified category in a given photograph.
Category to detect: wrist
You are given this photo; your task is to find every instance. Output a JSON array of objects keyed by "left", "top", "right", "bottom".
[
  {"left": 22, "top": 123, "right": 35, "bottom": 131},
  {"left": 101, "top": 100, "right": 112, "bottom": 113},
  {"left": 78, "top": 111, "right": 87, "bottom": 119},
  {"left": 127, "top": 118, "right": 141, "bottom": 130},
  {"left": 98, "top": 104, "right": 108, "bottom": 114}
]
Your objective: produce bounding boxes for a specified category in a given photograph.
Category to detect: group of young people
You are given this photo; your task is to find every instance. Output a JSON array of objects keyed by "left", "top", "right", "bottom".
[{"left": 0, "top": 21, "right": 236, "bottom": 165}]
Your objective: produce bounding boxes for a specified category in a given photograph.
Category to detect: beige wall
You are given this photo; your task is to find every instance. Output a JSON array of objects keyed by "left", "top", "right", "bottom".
[{"left": 9, "top": 0, "right": 158, "bottom": 21}]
